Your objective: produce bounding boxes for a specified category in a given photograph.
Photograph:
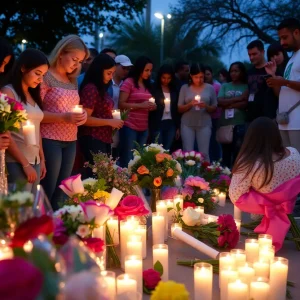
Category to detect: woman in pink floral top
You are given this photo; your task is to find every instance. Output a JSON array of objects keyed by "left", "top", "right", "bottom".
[
  {"left": 79, "top": 54, "right": 124, "bottom": 177},
  {"left": 40, "top": 35, "right": 89, "bottom": 210}
]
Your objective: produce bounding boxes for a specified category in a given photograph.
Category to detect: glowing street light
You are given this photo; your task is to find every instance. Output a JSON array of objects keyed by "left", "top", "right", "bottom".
[
  {"left": 99, "top": 32, "right": 104, "bottom": 38},
  {"left": 21, "top": 39, "right": 28, "bottom": 52},
  {"left": 99, "top": 32, "right": 104, "bottom": 50},
  {"left": 154, "top": 12, "right": 163, "bottom": 19}
]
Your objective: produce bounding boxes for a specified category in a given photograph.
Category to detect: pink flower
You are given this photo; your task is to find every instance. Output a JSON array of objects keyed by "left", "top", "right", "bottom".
[
  {"left": 53, "top": 218, "right": 68, "bottom": 245},
  {"left": 218, "top": 175, "right": 231, "bottom": 186},
  {"left": 80, "top": 201, "right": 114, "bottom": 225},
  {"left": 114, "top": 195, "right": 149, "bottom": 220},
  {"left": 184, "top": 176, "right": 210, "bottom": 190},
  {"left": 59, "top": 174, "right": 85, "bottom": 197},
  {"left": 195, "top": 152, "right": 204, "bottom": 161},
  {"left": 182, "top": 186, "right": 193, "bottom": 199},
  {"left": 183, "top": 201, "right": 196, "bottom": 209},
  {"left": 143, "top": 269, "right": 161, "bottom": 290},
  {"left": 161, "top": 187, "right": 179, "bottom": 200},
  {"left": 82, "top": 237, "right": 105, "bottom": 253},
  {"left": 172, "top": 149, "right": 183, "bottom": 159},
  {"left": 217, "top": 214, "right": 237, "bottom": 231}
]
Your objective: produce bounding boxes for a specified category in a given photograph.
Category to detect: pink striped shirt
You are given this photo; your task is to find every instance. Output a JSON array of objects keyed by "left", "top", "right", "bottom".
[{"left": 120, "top": 78, "right": 152, "bottom": 131}]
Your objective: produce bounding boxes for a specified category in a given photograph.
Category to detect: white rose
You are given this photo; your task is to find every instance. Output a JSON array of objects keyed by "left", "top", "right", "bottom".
[
  {"left": 7, "top": 191, "right": 34, "bottom": 205},
  {"left": 189, "top": 151, "right": 195, "bottom": 157},
  {"left": 0, "top": 93, "right": 7, "bottom": 101},
  {"left": 82, "top": 178, "right": 97, "bottom": 187},
  {"left": 181, "top": 207, "right": 201, "bottom": 226},
  {"left": 198, "top": 198, "right": 204, "bottom": 204},
  {"left": 54, "top": 207, "right": 68, "bottom": 218},
  {"left": 66, "top": 205, "right": 84, "bottom": 221},
  {"left": 3, "top": 104, "right": 11, "bottom": 113},
  {"left": 185, "top": 160, "right": 196, "bottom": 166},
  {"left": 184, "top": 152, "right": 189, "bottom": 158},
  {"left": 0, "top": 104, "right": 4, "bottom": 111},
  {"left": 128, "top": 155, "right": 141, "bottom": 173},
  {"left": 223, "top": 167, "right": 231, "bottom": 176},
  {"left": 146, "top": 143, "right": 165, "bottom": 153},
  {"left": 175, "top": 162, "right": 182, "bottom": 173}
]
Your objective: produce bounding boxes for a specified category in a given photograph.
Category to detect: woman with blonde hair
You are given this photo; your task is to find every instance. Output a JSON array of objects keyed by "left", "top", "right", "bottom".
[{"left": 40, "top": 35, "right": 88, "bottom": 210}]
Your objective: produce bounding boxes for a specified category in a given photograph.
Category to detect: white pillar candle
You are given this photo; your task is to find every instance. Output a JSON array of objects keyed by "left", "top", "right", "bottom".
[
  {"left": 253, "top": 260, "right": 270, "bottom": 278},
  {"left": 234, "top": 219, "right": 241, "bottom": 232},
  {"left": 112, "top": 109, "right": 121, "bottom": 119},
  {"left": 120, "top": 221, "right": 136, "bottom": 269},
  {"left": 259, "top": 245, "right": 275, "bottom": 263},
  {"left": 234, "top": 205, "right": 242, "bottom": 220},
  {"left": 218, "top": 192, "right": 226, "bottom": 207},
  {"left": 126, "top": 216, "right": 140, "bottom": 228},
  {"left": 245, "top": 239, "right": 259, "bottom": 263},
  {"left": 173, "top": 194, "right": 183, "bottom": 212},
  {"left": 258, "top": 234, "right": 273, "bottom": 249},
  {"left": 219, "top": 252, "right": 235, "bottom": 270},
  {"left": 220, "top": 268, "right": 238, "bottom": 300},
  {"left": 124, "top": 255, "right": 143, "bottom": 295},
  {"left": 194, "top": 262, "right": 213, "bottom": 300},
  {"left": 171, "top": 223, "right": 182, "bottom": 239},
  {"left": 166, "top": 199, "right": 174, "bottom": 223},
  {"left": 126, "top": 235, "right": 142, "bottom": 257},
  {"left": 149, "top": 97, "right": 155, "bottom": 103},
  {"left": 153, "top": 244, "right": 168, "bottom": 281},
  {"left": 23, "top": 241, "right": 33, "bottom": 253},
  {"left": 227, "top": 279, "right": 248, "bottom": 300},
  {"left": 0, "top": 246, "right": 13, "bottom": 260},
  {"left": 117, "top": 274, "right": 137, "bottom": 296},
  {"left": 250, "top": 278, "right": 270, "bottom": 300},
  {"left": 213, "top": 188, "right": 220, "bottom": 196},
  {"left": 72, "top": 104, "right": 83, "bottom": 114},
  {"left": 106, "top": 188, "right": 124, "bottom": 210},
  {"left": 269, "top": 257, "right": 288, "bottom": 300},
  {"left": 172, "top": 228, "right": 219, "bottom": 259},
  {"left": 194, "top": 206, "right": 204, "bottom": 223},
  {"left": 156, "top": 200, "right": 168, "bottom": 241},
  {"left": 134, "top": 225, "right": 147, "bottom": 259},
  {"left": 230, "top": 249, "right": 246, "bottom": 268},
  {"left": 195, "top": 95, "right": 201, "bottom": 110},
  {"left": 23, "top": 120, "right": 36, "bottom": 145},
  {"left": 101, "top": 271, "right": 116, "bottom": 300},
  {"left": 92, "top": 225, "right": 105, "bottom": 240},
  {"left": 238, "top": 263, "right": 255, "bottom": 287},
  {"left": 107, "top": 216, "right": 119, "bottom": 246},
  {"left": 164, "top": 98, "right": 171, "bottom": 113},
  {"left": 152, "top": 212, "right": 165, "bottom": 245}
]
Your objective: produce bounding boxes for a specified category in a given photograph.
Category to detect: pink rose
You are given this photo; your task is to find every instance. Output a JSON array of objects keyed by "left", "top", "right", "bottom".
[
  {"left": 217, "top": 214, "right": 237, "bottom": 232},
  {"left": 184, "top": 176, "right": 210, "bottom": 190},
  {"left": 172, "top": 149, "right": 183, "bottom": 159},
  {"left": 182, "top": 186, "right": 193, "bottom": 199},
  {"left": 82, "top": 237, "right": 104, "bottom": 253},
  {"left": 80, "top": 201, "right": 114, "bottom": 225},
  {"left": 183, "top": 201, "right": 196, "bottom": 209},
  {"left": 59, "top": 174, "right": 85, "bottom": 197},
  {"left": 143, "top": 269, "right": 161, "bottom": 290},
  {"left": 114, "top": 195, "right": 149, "bottom": 220}
]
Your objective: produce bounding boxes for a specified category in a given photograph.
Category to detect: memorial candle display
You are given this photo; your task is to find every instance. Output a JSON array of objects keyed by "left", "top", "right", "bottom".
[
  {"left": 164, "top": 98, "right": 171, "bottom": 113},
  {"left": 231, "top": 249, "right": 246, "bottom": 268},
  {"left": 126, "top": 235, "right": 142, "bottom": 257},
  {"left": 166, "top": 199, "right": 174, "bottom": 223},
  {"left": 218, "top": 192, "right": 226, "bottom": 207},
  {"left": 107, "top": 216, "right": 119, "bottom": 245},
  {"left": 269, "top": 257, "right": 288, "bottom": 300},
  {"left": 126, "top": 216, "right": 140, "bottom": 228},
  {"left": 156, "top": 200, "right": 168, "bottom": 241},
  {"left": 245, "top": 239, "right": 259, "bottom": 263},
  {"left": 258, "top": 234, "right": 273, "bottom": 248},
  {"left": 134, "top": 225, "right": 147, "bottom": 259},
  {"left": 117, "top": 274, "right": 137, "bottom": 296},
  {"left": 194, "top": 262, "right": 213, "bottom": 300},
  {"left": 227, "top": 279, "right": 248, "bottom": 300},
  {"left": 124, "top": 255, "right": 143, "bottom": 294},
  {"left": 23, "top": 120, "right": 36, "bottom": 145},
  {"left": 153, "top": 244, "right": 169, "bottom": 281},
  {"left": 220, "top": 267, "right": 238, "bottom": 300},
  {"left": 72, "top": 104, "right": 83, "bottom": 114},
  {"left": 238, "top": 263, "right": 255, "bottom": 287},
  {"left": 194, "top": 206, "right": 204, "bottom": 223},
  {"left": 100, "top": 271, "right": 116, "bottom": 300},
  {"left": 253, "top": 260, "right": 270, "bottom": 278},
  {"left": 259, "top": 245, "right": 275, "bottom": 263},
  {"left": 173, "top": 194, "right": 183, "bottom": 211},
  {"left": 112, "top": 109, "right": 121, "bottom": 119},
  {"left": 250, "top": 278, "right": 270, "bottom": 300},
  {"left": 92, "top": 225, "right": 105, "bottom": 240},
  {"left": 120, "top": 221, "right": 136, "bottom": 269},
  {"left": 152, "top": 212, "right": 165, "bottom": 245}
]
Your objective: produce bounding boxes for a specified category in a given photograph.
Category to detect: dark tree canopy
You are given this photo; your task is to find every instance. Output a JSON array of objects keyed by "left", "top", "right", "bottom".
[{"left": 0, "top": 0, "right": 146, "bottom": 53}]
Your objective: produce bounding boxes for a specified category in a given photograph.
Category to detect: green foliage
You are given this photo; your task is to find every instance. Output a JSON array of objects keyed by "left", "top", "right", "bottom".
[{"left": 154, "top": 260, "right": 164, "bottom": 277}]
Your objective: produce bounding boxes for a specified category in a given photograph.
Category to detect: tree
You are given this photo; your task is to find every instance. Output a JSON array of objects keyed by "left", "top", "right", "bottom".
[
  {"left": 0, "top": 0, "right": 146, "bottom": 53},
  {"left": 171, "top": 0, "right": 300, "bottom": 49}
]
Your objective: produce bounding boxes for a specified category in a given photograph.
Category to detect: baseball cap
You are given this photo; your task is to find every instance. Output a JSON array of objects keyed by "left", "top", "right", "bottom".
[{"left": 115, "top": 55, "right": 133, "bottom": 67}]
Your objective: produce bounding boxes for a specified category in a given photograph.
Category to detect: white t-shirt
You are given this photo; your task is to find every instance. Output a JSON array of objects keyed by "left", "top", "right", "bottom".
[
  {"left": 162, "top": 92, "right": 171, "bottom": 120},
  {"left": 279, "top": 50, "right": 300, "bottom": 130}
]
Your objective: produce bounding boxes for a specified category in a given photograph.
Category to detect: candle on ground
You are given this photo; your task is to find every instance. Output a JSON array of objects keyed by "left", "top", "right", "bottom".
[
  {"left": 72, "top": 104, "right": 83, "bottom": 114},
  {"left": 23, "top": 241, "right": 33, "bottom": 253},
  {"left": 194, "top": 206, "right": 204, "bottom": 223},
  {"left": 258, "top": 234, "right": 273, "bottom": 249},
  {"left": 234, "top": 205, "right": 242, "bottom": 220},
  {"left": 126, "top": 216, "right": 140, "bottom": 228},
  {"left": 218, "top": 192, "right": 226, "bottom": 207},
  {"left": 117, "top": 274, "right": 137, "bottom": 296},
  {"left": 153, "top": 244, "right": 169, "bottom": 281},
  {"left": 112, "top": 109, "right": 121, "bottom": 119},
  {"left": 171, "top": 223, "right": 182, "bottom": 239},
  {"left": 124, "top": 255, "right": 143, "bottom": 294},
  {"left": 166, "top": 199, "right": 175, "bottom": 223},
  {"left": 100, "top": 271, "right": 116, "bottom": 300},
  {"left": 156, "top": 200, "right": 168, "bottom": 241},
  {"left": 126, "top": 235, "right": 142, "bottom": 257},
  {"left": 149, "top": 97, "right": 155, "bottom": 103},
  {"left": 245, "top": 239, "right": 259, "bottom": 263},
  {"left": 92, "top": 225, "right": 105, "bottom": 240},
  {"left": 227, "top": 279, "right": 248, "bottom": 300},
  {"left": 230, "top": 249, "right": 246, "bottom": 268},
  {"left": 219, "top": 252, "right": 236, "bottom": 289},
  {"left": 173, "top": 194, "right": 183, "bottom": 212},
  {"left": 194, "top": 262, "right": 213, "bottom": 300},
  {"left": 253, "top": 260, "right": 270, "bottom": 278},
  {"left": 238, "top": 263, "right": 255, "bottom": 287},
  {"left": 269, "top": 257, "right": 288, "bottom": 300},
  {"left": 250, "top": 277, "right": 270, "bottom": 300},
  {"left": 220, "top": 267, "right": 238, "bottom": 300},
  {"left": 259, "top": 245, "right": 275, "bottom": 263},
  {"left": 152, "top": 212, "right": 165, "bottom": 245},
  {"left": 23, "top": 120, "right": 36, "bottom": 145},
  {"left": 164, "top": 98, "right": 171, "bottom": 113},
  {"left": 107, "top": 216, "right": 119, "bottom": 245},
  {"left": 234, "top": 219, "right": 241, "bottom": 232},
  {"left": 0, "top": 246, "right": 13, "bottom": 260},
  {"left": 120, "top": 221, "right": 137, "bottom": 269},
  {"left": 134, "top": 225, "right": 147, "bottom": 259}
]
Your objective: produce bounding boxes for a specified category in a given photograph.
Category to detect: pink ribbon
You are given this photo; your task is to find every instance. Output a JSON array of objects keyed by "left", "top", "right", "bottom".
[{"left": 235, "top": 175, "right": 300, "bottom": 251}]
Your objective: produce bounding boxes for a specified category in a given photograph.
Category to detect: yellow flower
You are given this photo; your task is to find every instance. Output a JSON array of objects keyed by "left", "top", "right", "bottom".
[
  {"left": 93, "top": 190, "right": 110, "bottom": 200},
  {"left": 14, "top": 122, "right": 20, "bottom": 129},
  {"left": 150, "top": 281, "right": 190, "bottom": 300}
]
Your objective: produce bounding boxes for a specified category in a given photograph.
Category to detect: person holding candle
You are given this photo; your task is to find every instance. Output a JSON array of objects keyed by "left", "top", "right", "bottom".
[
  {"left": 149, "top": 64, "right": 180, "bottom": 150},
  {"left": 1, "top": 49, "right": 49, "bottom": 194},
  {"left": 118, "top": 56, "right": 156, "bottom": 167},
  {"left": 78, "top": 53, "right": 124, "bottom": 177},
  {"left": 40, "top": 35, "right": 88, "bottom": 210},
  {"left": 178, "top": 63, "right": 217, "bottom": 161}
]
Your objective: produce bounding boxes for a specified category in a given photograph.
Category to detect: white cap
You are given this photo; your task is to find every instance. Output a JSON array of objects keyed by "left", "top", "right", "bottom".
[{"left": 115, "top": 55, "right": 133, "bottom": 67}]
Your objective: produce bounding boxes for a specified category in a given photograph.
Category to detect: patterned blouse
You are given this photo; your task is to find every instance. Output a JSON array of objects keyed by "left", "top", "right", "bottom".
[
  {"left": 79, "top": 83, "right": 114, "bottom": 144},
  {"left": 229, "top": 147, "right": 300, "bottom": 203},
  {"left": 40, "top": 72, "right": 79, "bottom": 142}
]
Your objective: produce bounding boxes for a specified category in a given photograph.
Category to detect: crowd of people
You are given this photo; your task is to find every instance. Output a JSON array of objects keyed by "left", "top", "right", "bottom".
[{"left": 1, "top": 17, "right": 300, "bottom": 211}]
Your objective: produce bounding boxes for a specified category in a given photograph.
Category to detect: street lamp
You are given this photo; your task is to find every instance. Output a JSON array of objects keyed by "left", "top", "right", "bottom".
[
  {"left": 154, "top": 12, "right": 171, "bottom": 64},
  {"left": 21, "top": 39, "right": 27, "bottom": 52},
  {"left": 99, "top": 32, "right": 104, "bottom": 51}
]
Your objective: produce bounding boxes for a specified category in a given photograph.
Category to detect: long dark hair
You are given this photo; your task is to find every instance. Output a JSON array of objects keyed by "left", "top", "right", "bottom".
[
  {"left": 80, "top": 53, "right": 116, "bottom": 99},
  {"left": 11, "top": 48, "right": 49, "bottom": 109},
  {"left": 229, "top": 62, "right": 248, "bottom": 84},
  {"left": 232, "top": 117, "right": 286, "bottom": 188},
  {"left": 267, "top": 42, "right": 289, "bottom": 63},
  {"left": 155, "top": 64, "right": 176, "bottom": 91},
  {"left": 188, "top": 63, "right": 205, "bottom": 86},
  {"left": 128, "top": 56, "right": 153, "bottom": 91},
  {"left": 0, "top": 38, "right": 15, "bottom": 88}
]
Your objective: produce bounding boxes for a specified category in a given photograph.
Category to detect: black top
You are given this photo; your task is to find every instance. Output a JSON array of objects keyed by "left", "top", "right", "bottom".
[{"left": 247, "top": 66, "right": 278, "bottom": 122}]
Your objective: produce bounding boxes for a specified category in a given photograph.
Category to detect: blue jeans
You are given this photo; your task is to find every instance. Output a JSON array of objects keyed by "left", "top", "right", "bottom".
[
  {"left": 7, "top": 162, "right": 40, "bottom": 195},
  {"left": 41, "top": 139, "right": 76, "bottom": 210},
  {"left": 151, "top": 120, "right": 176, "bottom": 151},
  {"left": 209, "top": 118, "right": 222, "bottom": 162},
  {"left": 119, "top": 126, "right": 148, "bottom": 167}
]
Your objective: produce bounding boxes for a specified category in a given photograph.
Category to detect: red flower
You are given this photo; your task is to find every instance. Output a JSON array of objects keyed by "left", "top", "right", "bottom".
[
  {"left": 10, "top": 215, "right": 54, "bottom": 248},
  {"left": 114, "top": 195, "right": 149, "bottom": 220},
  {"left": 183, "top": 202, "right": 196, "bottom": 209},
  {"left": 143, "top": 269, "right": 161, "bottom": 290},
  {"left": 217, "top": 214, "right": 239, "bottom": 249},
  {"left": 82, "top": 237, "right": 105, "bottom": 253},
  {"left": 202, "top": 161, "right": 210, "bottom": 168},
  {"left": 217, "top": 214, "right": 237, "bottom": 231}
]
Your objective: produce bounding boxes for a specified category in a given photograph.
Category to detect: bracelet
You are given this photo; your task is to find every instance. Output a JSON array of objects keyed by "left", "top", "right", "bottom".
[{"left": 22, "top": 163, "right": 30, "bottom": 168}]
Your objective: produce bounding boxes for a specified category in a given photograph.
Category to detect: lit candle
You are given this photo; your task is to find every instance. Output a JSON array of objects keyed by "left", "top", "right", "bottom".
[
  {"left": 164, "top": 98, "right": 171, "bottom": 113},
  {"left": 269, "top": 257, "right": 288, "bottom": 300},
  {"left": 153, "top": 244, "right": 168, "bottom": 281},
  {"left": 156, "top": 200, "right": 168, "bottom": 241},
  {"left": 126, "top": 235, "right": 142, "bottom": 257},
  {"left": 116, "top": 274, "right": 137, "bottom": 296},
  {"left": 134, "top": 225, "right": 147, "bottom": 259},
  {"left": 0, "top": 246, "right": 13, "bottom": 260},
  {"left": 238, "top": 263, "right": 255, "bottom": 287},
  {"left": 194, "top": 206, "right": 204, "bottom": 224},
  {"left": 120, "top": 221, "right": 136, "bottom": 269},
  {"left": 149, "top": 97, "right": 155, "bottom": 103},
  {"left": 250, "top": 277, "right": 270, "bottom": 300},
  {"left": 253, "top": 260, "right": 270, "bottom": 278},
  {"left": 194, "top": 262, "right": 213, "bottom": 300},
  {"left": 227, "top": 279, "right": 248, "bottom": 300},
  {"left": 152, "top": 212, "right": 165, "bottom": 245},
  {"left": 234, "top": 219, "right": 241, "bottom": 232},
  {"left": 112, "top": 109, "right": 121, "bottom": 119},
  {"left": 219, "top": 252, "right": 236, "bottom": 289},
  {"left": 92, "top": 225, "right": 105, "bottom": 240},
  {"left": 245, "top": 239, "right": 259, "bottom": 263},
  {"left": 259, "top": 245, "right": 275, "bottom": 263},
  {"left": 166, "top": 199, "right": 174, "bottom": 223},
  {"left": 107, "top": 216, "right": 119, "bottom": 246},
  {"left": 100, "top": 271, "right": 116, "bottom": 300},
  {"left": 173, "top": 194, "right": 183, "bottom": 212},
  {"left": 213, "top": 188, "right": 220, "bottom": 195},
  {"left": 234, "top": 205, "right": 242, "bottom": 220},
  {"left": 220, "top": 267, "right": 238, "bottom": 300},
  {"left": 171, "top": 223, "right": 182, "bottom": 239},
  {"left": 126, "top": 216, "right": 140, "bottom": 228},
  {"left": 124, "top": 255, "right": 143, "bottom": 294},
  {"left": 230, "top": 249, "right": 246, "bottom": 268},
  {"left": 23, "top": 120, "right": 36, "bottom": 145},
  {"left": 218, "top": 192, "right": 226, "bottom": 207},
  {"left": 207, "top": 215, "right": 217, "bottom": 224},
  {"left": 258, "top": 234, "right": 273, "bottom": 249},
  {"left": 72, "top": 104, "right": 83, "bottom": 114},
  {"left": 23, "top": 241, "right": 33, "bottom": 253},
  {"left": 195, "top": 95, "right": 201, "bottom": 111},
  {"left": 106, "top": 188, "right": 124, "bottom": 210}
]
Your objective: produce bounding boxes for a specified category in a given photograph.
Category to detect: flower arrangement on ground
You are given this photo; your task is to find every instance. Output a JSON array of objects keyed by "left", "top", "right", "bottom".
[{"left": 150, "top": 280, "right": 190, "bottom": 300}]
